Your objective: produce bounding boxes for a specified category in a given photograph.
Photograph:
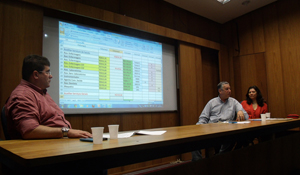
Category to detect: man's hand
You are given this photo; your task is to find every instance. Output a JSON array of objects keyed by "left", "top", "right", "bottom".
[
  {"left": 236, "top": 111, "right": 245, "bottom": 121},
  {"left": 68, "top": 129, "right": 92, "bottom": 138}
]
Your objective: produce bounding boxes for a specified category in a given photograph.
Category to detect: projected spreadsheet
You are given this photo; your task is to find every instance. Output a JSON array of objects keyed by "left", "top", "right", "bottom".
[{"left": 58, "top": 21, "right": 163, "bottom": 109}]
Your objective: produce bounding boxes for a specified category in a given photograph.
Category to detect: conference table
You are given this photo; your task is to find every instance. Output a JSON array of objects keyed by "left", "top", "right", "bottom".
[{"left": 0, "top": 119, "right": 300, "bottom": 174}]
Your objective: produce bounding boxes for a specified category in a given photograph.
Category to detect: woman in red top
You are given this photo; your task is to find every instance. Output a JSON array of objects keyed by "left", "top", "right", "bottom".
[{"left": 241, "top": 86, "right": 268, "bottom": 119}]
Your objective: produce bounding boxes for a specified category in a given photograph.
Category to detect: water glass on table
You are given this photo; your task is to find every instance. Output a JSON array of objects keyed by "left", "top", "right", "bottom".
[
  {"left": 108, "top": 125, "right": 119, "bottom": 139},
  {"left": 91, "top": 127, "right": 104, "bottom": 144}
]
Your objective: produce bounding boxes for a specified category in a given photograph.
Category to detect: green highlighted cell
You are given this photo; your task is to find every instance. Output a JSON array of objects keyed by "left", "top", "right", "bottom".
[
  {"left": 64, "top": 61, "right": 98, "bottom": 71},
  {"left": 123, "top": 60, "right": 133, "bottom": 91}
]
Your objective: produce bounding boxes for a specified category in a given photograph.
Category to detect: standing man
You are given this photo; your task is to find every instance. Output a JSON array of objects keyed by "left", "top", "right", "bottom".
[
  {"left": 192, "top": 81, "right": 249, "bottom": 161},
  {"left": 5, "top": 55, "right": 92, "bottom": 139}
]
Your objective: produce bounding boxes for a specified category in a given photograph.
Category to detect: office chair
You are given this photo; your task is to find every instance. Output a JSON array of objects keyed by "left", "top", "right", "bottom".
[{"left": 1, "top": 106, "right": 11, "bottom": 140}]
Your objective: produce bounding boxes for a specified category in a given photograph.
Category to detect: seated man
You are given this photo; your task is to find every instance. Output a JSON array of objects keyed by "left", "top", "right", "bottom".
[
  {"left": 5, "top": 55, "right": 92, "bottom": 139},
  {"left": 192, "top": 81, "right": 249, "bottom": 161}
]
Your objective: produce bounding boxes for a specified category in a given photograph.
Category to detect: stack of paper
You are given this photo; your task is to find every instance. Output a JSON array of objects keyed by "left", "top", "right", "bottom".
[{"left": 103, "top": 130, "right": 166, "bottom": 138}]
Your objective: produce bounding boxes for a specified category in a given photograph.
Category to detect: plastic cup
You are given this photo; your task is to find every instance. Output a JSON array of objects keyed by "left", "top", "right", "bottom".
[
  {"left": 261, "top": 114, "right": 267, "bottom": 122},
  {"left": 265, "top": 112, "right": 271, "bottom": 118},
  {"left": 108, "top": 125, "right": 119, "bottom": 139},
  {"left": 91, "top": 127, "right": 104, "bottom": 144}
]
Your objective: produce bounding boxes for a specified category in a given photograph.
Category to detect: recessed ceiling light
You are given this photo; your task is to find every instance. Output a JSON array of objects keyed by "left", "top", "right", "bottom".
[{"left": 217, "top": 0, "right": 230, "bottom": 4}]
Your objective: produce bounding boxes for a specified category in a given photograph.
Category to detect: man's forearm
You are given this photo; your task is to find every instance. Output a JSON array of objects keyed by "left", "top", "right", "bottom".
[
  {"left": 22, "top": 125, "right": 62, "bottom": 139},
  {"left": 196, "top": 116, "right": 208, "bottom": 124}
]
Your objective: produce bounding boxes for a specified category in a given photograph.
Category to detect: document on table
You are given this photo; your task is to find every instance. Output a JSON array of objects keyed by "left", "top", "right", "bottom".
[
  {"left": 229, "top": 121, "right": 251, "bottom": 124},
  {"left": 267, "top": 118, "right": 292, "bottom": 121},
  {"left": 249, "top": 118, "right": 293, "bottom": 121},
  {"left": 222, "top": 121, "right": 251, "bottom": 124},
  {"left": 103, "top": 130, "right": 167, "bottom": 138},
  {"left": 135, "top": 130, "right": 166, "bottom": 135}
]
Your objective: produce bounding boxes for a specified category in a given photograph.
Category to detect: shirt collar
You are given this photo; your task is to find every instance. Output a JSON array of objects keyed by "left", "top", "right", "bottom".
[
  {"left": 20, "top": 79, "right": 47, "bottom": 95},
  {"left": 218, "top": 96, "right": 228, "bottom": 103}
]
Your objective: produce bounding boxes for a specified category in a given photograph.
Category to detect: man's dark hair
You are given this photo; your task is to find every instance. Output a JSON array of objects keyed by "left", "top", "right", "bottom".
[
  {"left": 22, "top": 55, "right": 50, "bottom": 81},
  {"left": 246, "top": 85, "right": 265, "bottom": 107}
]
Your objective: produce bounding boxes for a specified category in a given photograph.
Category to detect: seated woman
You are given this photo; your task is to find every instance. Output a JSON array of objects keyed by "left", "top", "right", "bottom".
[{"left": 241, "top": 86, "right": 268, "bottom": 119}]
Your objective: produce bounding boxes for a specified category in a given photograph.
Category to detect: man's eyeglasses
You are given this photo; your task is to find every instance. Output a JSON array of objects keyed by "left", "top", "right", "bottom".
[{"left": 39, "top": 71, "right": 51, "bottom": 75}]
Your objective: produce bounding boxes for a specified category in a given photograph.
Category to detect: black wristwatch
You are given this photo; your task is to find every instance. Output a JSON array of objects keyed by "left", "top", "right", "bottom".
[{"left": 62, "top": 127, "right": 70, "bottom": 137}]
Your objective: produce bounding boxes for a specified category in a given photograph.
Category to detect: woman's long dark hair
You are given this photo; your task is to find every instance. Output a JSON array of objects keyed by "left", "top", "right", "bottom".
[{"left": 246, "top": 86, "right": 265, "bottom": 107}]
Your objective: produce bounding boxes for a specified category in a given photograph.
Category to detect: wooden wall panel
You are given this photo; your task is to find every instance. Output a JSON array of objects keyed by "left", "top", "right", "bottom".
[
  {"left": 126, "top": 17, "right": 149, "bottom": 32},
  {"left": 161, "top": 112, "right": 179, "bottom": 128},
  {"left": 219, "top": 21, "right": 238, "bottom": 96},
  {"left": 119, "top": 0, "right": 151, "bottom": 22},
  {"left": 201, "top": 48, "right": 219, "bottom": 106},
  {"left": 142, "top": 113, "right": 153, "bottom": 129},
  {"left": 230, "top": 22, "right": 240, "bottom": 58},
  {"left": 70, "top": 0, "right": 221, "bottom": 43},
  {"left": 262, "top": 4, "right": 286, "bottom": 117},
  {"left": 277, "top": 0, "right": 300, "bottom": 115},
  {"left": 147, "top": 1, "right": 174, "bottom": 29},
  {"left": 122, "top": 113, "right": 144, "bottom": 131},
  {"left": 195, "top": 48, "right": 204, "bottom": 120},
  {"left": 150, "top": 113, "right": 162, "bottom": 129},
  {"left": 236, "top": 15, "right": 254, "bottom": 56},
  {"left": 233, "top": 53, "right": 268, "bottom": 102},
  {"left": 0, "top": 1, "right": 43, "bottom": 107},
  {"left": 72, "top": 0, "right": 120, "bottom": 15},
  {"left": 178, "top": 43, "right": 201, "bottom": 126},
  {"left": 173, "top": 7, "right": 188, "bottom": 34},
  {"left": 65, "top": 115, "right": 83, "bottom": 130},
  {"left": 74, "top": 2, "right": 104, "bottom": 20},
  {"left": 21, "top": 0, "right": 221, "bottom": 51},
  {"left": 251, "top": 9, "right": 265, "bottom": 53},
  {"left": 220, "top": 23, "right": 237, "bottom": 97},
  {"left": 228, "top": 55, "right": 236, "bottom": 98},
  {"left": 82, "top": 114, "right": 121, "bottom": 133},
  {"left": 218, "top": 45, "right": 230, "bottom": 82}
]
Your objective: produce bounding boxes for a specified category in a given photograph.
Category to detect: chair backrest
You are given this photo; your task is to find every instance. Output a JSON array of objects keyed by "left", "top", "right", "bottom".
[{"left": 1, "top": 106, "right": 11, "bottom": 140}]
